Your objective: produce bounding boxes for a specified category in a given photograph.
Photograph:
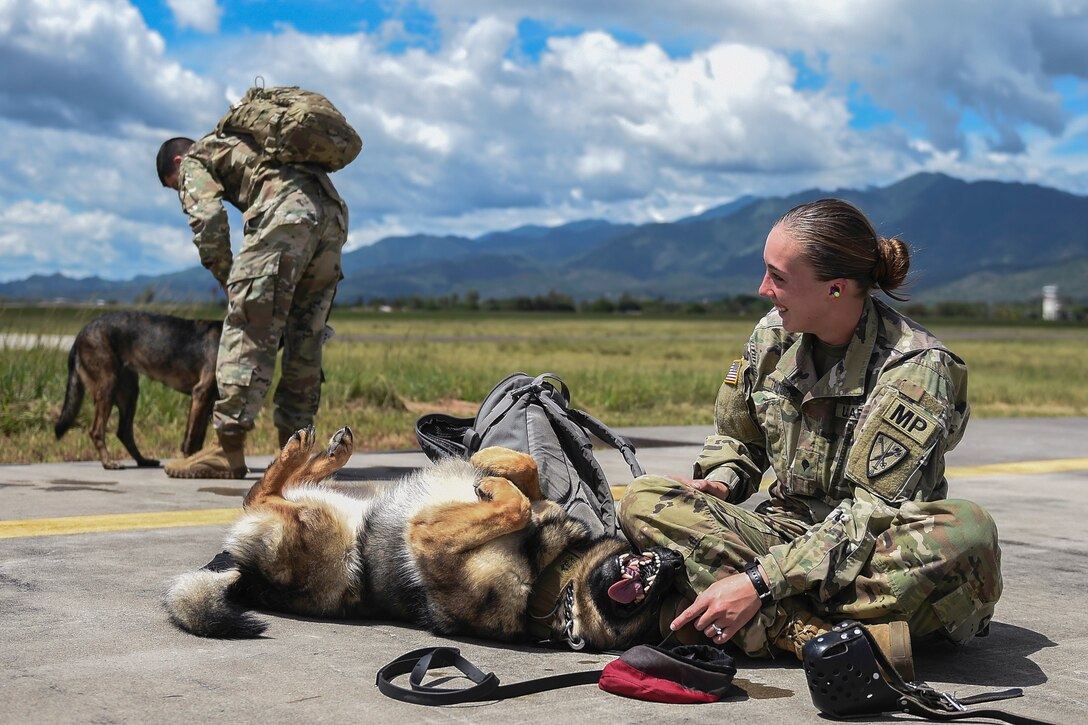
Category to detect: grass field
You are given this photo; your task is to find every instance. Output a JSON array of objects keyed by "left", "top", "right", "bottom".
[{"left": 2, "top": 304, "right": 1086, "bottom": 465}]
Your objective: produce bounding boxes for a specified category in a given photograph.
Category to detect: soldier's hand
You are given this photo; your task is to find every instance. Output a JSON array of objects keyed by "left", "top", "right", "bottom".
[
  {"left": 667, "top": 475, "right": 731, "bottom": 500},
  {"left": 671, "top": 572, "right": 762, "bottom": 645}
]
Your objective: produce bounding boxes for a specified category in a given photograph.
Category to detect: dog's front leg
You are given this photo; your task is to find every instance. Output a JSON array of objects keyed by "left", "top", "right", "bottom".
[
  {"left": 408, "top": 476, "right": 532, "bottom": 555},
  {"left": 470, "top": 447, "right": 542, "bottom": 500}
]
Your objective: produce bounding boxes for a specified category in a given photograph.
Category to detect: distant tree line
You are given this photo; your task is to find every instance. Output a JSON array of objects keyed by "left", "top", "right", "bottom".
[{"left": 345, "top": 290, "right": 1088, "bottom": 322}]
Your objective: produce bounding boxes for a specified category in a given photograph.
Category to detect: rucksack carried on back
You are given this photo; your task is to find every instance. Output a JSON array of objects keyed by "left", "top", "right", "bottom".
[
  {"left": 415, "top": 372, "right": 645, "bottom": 539},
  {"left": 216, "top": 84, "right": 362, "bottom": 172}
]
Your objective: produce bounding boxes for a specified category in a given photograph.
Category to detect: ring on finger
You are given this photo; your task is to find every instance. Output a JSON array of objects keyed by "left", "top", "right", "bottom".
[{"left": 711, "top": 624, "right": 724, "bottom": 637}]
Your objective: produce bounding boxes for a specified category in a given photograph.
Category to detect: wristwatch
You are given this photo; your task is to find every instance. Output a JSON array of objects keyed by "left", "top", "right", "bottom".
[{"left": 744, "top": 561, "right": 774, "bottom": 604}]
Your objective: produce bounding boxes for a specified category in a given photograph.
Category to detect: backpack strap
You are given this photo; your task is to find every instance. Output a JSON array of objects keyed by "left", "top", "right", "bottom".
[
  {"left": 566, "top": 406, "right": 646, "bottom": 478},
  {"left": 531, "top": 373, "right": 571, "bottom": 403},
  {"left": 376, "top": 646, "right": 601, "bottom": 705}
]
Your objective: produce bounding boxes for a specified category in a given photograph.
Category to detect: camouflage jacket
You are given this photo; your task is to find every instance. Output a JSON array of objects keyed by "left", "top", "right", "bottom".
[
  {"left": 176, "top": 132, "right": 345, "bottom": 286},
  {"left": 694, "top": 297, "right": 970, "bottom": 599}
]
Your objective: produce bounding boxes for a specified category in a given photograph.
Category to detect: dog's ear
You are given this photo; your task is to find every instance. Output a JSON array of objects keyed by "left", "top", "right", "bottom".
[{"left": 163, "top": 565, "right": 268, "bottom": 638}]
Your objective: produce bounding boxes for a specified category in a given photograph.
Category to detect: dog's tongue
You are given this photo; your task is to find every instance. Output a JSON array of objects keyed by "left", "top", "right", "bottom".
[{"left": 607, "top": 576, "right": 643, "bottom": 604}]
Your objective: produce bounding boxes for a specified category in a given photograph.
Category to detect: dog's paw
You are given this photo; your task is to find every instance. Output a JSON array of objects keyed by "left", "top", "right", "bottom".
[
  {"left": 102, "top": 460, "right": 124, "bottom": 470},
  {"left": 470, "top": 447, "right": 541, "bottom": 500},
  {"left": 326, "top": 427, "right": 354, "bottom": 463},
  {"left": 280, "top": 425, "right": 317, "bottom": 462}
]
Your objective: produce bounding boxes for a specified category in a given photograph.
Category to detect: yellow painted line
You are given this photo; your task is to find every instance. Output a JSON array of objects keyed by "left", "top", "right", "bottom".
[
  {"left": 0, "top": 508, "right": 240, "bottom": 540},
  {"left": 6, "top": 457, "right": 1088, "bottom": 540},
  {"left": 610, "top": 457, "right": 1088, "bottom": 498},
  {"left": 946, "top": 457, "right": 1088, "bottom": 479}
]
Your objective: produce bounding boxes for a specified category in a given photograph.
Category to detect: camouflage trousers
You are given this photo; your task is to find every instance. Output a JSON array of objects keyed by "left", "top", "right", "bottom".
[
  {"left": 214, "top": 182, "right": 347, "bottom": 436},
  {"left": 619, "top": 475, "right": 1002, "bottom": 657}
]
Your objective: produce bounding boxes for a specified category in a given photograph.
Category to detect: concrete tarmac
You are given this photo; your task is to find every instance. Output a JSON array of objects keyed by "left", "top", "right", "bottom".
[{"left": 3, "top": 418, "right": 1087, "bottom": 724}]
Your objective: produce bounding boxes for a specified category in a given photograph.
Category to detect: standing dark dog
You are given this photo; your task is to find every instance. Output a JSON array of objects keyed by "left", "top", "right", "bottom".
[
  {"left": 164, "top": 427, "right": 683, "bottom": 651},
  {"left": 55, "top": 311, "right": 221, "bottom": 469}
]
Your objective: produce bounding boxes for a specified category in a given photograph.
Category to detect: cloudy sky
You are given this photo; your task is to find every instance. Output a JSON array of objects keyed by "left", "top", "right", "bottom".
[{"left": 2, "top": 0, "right": 1087, "bottom": 282}]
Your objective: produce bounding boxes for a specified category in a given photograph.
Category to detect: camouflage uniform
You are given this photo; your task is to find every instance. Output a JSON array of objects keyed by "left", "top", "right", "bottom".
[
  {"left": 177, "top": 132, "right": 348, "bottom": 436},
  {"left": 619, "top": 297, "right": 1002, "bottom": 656}
]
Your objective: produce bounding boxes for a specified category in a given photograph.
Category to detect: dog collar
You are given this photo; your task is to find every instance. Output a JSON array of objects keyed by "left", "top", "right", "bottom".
[{"left": 526, "top": 549, "right": 583, "bottom": 644}]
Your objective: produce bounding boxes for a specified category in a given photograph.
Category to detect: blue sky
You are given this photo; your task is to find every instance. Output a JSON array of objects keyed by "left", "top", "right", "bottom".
[{"left": 2, "top": 0, "right": 1088, "bottom": 281}]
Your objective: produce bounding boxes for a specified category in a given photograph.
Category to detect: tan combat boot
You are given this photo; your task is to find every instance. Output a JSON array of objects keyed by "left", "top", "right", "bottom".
[
  {"left": 769, "top": 599, "right": 914, "bottom": 681},
  {"left": 164, "top": 430, "right": 248, "bottom": 479},
  {"left": 658, "top": 593, "right": 703, "bottom": 645}
]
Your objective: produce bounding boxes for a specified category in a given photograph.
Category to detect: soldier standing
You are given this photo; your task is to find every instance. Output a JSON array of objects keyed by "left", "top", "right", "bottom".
[
  {"left": 156, "top": 130, "right": 348, "bottom": 479},
  {"left": 619, "top": 198, "right": 1000, "bottom": 677}
]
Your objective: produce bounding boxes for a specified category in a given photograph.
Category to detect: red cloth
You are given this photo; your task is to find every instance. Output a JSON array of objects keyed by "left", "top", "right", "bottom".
[{"left": 597, "top": 644, "right": 735, "bottom": 703}]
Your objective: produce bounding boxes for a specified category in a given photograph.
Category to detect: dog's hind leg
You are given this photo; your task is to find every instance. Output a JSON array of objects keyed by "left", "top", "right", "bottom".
[
  {"left": 470, "top": 447, "right": 542, "bottom": 500},
  {"left": 115, "top": 368, "right": 159, "bottom": 468},
  {"left": 82, "top": 358, "right": 122, "bottom": 470},
  {"left": 242, "top": 425, "right": 321, "bottom": 509},
  {"left": 291, "top": 427, "right": 354, "bottom": 483},
  {"left": 182, "top": 376, "right": 216, "bottom": 455},
  {"left": 408, "top": 475, "right": 533, "bottom": 554}
]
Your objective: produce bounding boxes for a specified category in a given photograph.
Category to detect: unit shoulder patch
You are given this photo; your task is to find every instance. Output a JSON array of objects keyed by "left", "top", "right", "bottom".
[{"left": 867, "top": 432, "right": 908, "bottom": 478}]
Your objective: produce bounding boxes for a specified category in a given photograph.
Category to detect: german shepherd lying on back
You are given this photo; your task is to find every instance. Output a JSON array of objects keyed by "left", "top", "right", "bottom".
[
  {"left": 55, "top": 311, "right": 221, "bottom": 469},
  {"left": 164, "top": 426, "right": 682, "bottom": 651}
]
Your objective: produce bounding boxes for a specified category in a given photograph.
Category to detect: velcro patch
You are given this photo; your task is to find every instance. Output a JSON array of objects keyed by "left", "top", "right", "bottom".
[
  {"left": 724, "top": 359, "right": 743, "bottom": 386},
  {"left": 882, "top": 398, "right": 938, "bottom": 445},
  {"left": 867, "top": 432, "right": 908, "bottom": 477}
]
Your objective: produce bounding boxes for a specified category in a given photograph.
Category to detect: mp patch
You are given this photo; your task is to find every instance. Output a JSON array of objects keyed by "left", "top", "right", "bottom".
[
  {"left": 724, "top": 359, "right": 743, "bottom": 386},
  {"left": 882, "top": 398, "right": 938, "bottom": 445},
  {"left": 867, "top": 432, "right": 909, "bottom": 477}
]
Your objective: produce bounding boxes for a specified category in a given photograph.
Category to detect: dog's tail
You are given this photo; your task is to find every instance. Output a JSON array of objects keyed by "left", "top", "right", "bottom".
[
  {"left": 54, "top": 343, "right": 84, "bottom": 440},
  {"left": 163, "top": 568, "right": 268, "bottom": 638}
]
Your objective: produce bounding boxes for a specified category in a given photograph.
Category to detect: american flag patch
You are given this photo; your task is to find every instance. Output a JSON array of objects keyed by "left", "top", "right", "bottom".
[{"left": 724, "top": 359, "right": 743, "bottom": 386}]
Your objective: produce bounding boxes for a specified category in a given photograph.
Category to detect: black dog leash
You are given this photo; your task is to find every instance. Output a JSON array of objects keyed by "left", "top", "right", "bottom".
[
  {"left": 376, "top": 636, "right": 738, "bottom": 706},
  {"left": 375, "top": 646, "right": 602, "bottom": 705}
]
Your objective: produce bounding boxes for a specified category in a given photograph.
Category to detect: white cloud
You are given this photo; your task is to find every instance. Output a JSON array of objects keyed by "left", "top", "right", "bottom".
[
  {"left": 0, "top": 0, "right": 219, "bottom": 132},
  {"left": 426, "top": 0, "right": 1088, "bottom": 154},
  {"left": 0, "top": 199, "right": 192, "bottom": 282},
  {"left": 201, "top": 17, "right": 891, "bottom": 226},
  {"left": 1, "top": 0, "right": 1087, "bottom": 282},
  {"left": 166, "top": 0, "right": 222, "bottom": 34}
]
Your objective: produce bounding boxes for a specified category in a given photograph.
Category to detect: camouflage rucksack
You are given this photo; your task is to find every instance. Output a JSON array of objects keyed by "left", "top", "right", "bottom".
[{"left": 216, "top": 85, "right": 362, "bottom": 172}]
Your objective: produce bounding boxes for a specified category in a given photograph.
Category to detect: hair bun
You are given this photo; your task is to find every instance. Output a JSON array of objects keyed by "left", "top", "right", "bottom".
[{"left": 875, "top": 236, "right": 910, "bottom": 293}]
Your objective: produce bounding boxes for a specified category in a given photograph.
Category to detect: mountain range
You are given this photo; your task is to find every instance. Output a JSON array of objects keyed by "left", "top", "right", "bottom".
[{"left": 3, "top": 172, "right": 1086, "bottom": 304}]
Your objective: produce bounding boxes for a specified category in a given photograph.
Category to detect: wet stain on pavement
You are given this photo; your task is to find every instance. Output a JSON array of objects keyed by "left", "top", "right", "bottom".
[
  {"left": 198, "top": 486, "right": 248, "bottom": 498},
  {"left": 732, "top": 677, "right": 794, "bottom": 699},
  {"left": 44, "top": 479, "right": 122, "bottom": 494},
  {"left": 49, "top": 479, "right": 118, "bottom": 487},
  {"left": 0, "top": 571, "right": 39, "bottom": 592}
]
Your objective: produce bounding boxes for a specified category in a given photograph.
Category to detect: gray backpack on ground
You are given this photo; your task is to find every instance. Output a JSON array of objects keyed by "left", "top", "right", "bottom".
[{"left": 415, "top": 372, "right": 645, "bottom": 539}]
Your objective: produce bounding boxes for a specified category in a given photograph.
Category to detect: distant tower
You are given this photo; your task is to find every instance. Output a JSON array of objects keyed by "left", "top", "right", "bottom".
[{"left": 1042, "top": 285, "right": 1061, "bottom": 321}]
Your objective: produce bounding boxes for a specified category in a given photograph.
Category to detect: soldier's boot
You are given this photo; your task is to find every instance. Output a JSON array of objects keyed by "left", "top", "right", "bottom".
[
  {"left": 768, "top": 599, "right": 914, "bottom": 681},
  {"left": 164, "top": 430, "right": 248, "bottom": 480},
  {"left": 658, "top": 593, "right": 703, "bottom": 645},
  {"left": 277, "top": 427, "right": 294, "bottom": 449}
]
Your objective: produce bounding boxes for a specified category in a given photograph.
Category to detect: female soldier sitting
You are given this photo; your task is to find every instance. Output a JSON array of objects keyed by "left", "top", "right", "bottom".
[{"left": 620, "top": 198, "right": 1001, "bottom": 677}]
